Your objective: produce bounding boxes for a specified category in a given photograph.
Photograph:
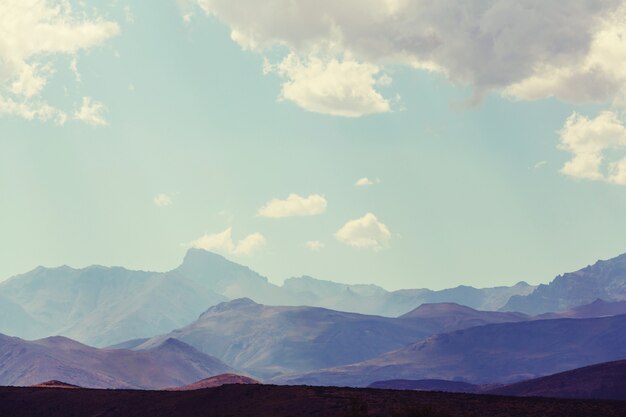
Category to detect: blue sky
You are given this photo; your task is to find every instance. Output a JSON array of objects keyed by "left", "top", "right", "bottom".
[{"left": 2, "top": 1, "right": 626, "bottom": 290}]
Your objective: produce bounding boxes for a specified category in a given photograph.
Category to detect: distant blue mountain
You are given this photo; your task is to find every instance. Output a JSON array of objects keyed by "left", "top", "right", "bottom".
[
  {"left": 503, "top": 253, "right": 626, "bottom": 314},
  {"left": 0, "top": 249, "right": 537, "bottom": 346}
]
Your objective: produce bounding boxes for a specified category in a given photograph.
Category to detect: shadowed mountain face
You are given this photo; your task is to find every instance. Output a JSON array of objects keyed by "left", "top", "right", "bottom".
[
  {"left": 136, "top": 298, "right": 534, "bottom": 379},
  {"left": 503, "top": 253, "right": 626, "bottom": 314},
  {"left": 0, "top": 249, "right": 538, "bottom": 347},
  {"left": 539, "top": 298, "right": 626, "bottom": 319},
  {"left": 278, "top": 314, "right": 626, "bottom": 387},
  {"left": 487, "top": 359, "right": 626, "bottom": 401},
  {"left": 0, "top": 333, "right": 233, "bottom": 389}
]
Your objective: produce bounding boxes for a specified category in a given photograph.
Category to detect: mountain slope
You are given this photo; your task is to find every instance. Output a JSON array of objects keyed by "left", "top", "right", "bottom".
[
  {"left": 278, "top": 314, "right": 626, "bottom": 387},
  {"left": 136, "top": 298, "right": 432, "bottom": 379},
  {"left": 0, "top": 295, "right": 45, "bottom": 340},
  {"left": 0, "top": 333, "right": 233, "bottom": 389},
  {"left": 503, "top": 253, "right": 626, "bottom": 314},
  {"left": 539, "top": 298, "right": 626, "bottom": 319},
  {"left": 0, "top": 264, "right": 226, "bottom": 346},
  {"left": 398, "top": 302, "right": 529, "bottom": 333},
  {"left": 488, "top": 359, "right": 626, "bottom": 400},
  {"left": 137, "top": 298, "right": 534, "bottom": 379}
]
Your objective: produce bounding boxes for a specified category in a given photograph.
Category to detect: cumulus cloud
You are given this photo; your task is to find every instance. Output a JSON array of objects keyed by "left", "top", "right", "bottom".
[
  {"left": 189, "top": 228, "right": 266, "bottom": 256},
  {"left": 305, "top": 240, "right": 324, "bottom": 251},
  {"left": 74, "top": 96, "right": 108, "bottom": 126},
  {"left": 0, "top": 0, "right": 119, "bottom": 123},
  {"left": 258, "top": 193, "right": 327, "bottom": 218},
  {"left": 559, "top": 111, "right": 626, "bottom": 185},
  {"left": 191, "top": 0, "right": 626, "bottom": 115},
  {"left": 266, "top": 54, "right": 390, "bottom": 117},
  {"left": 153, "top": 193, "right": 173, "bottom": 207},
  {"left": 335, "top": 213, "right": 391, "bottom": 249}
]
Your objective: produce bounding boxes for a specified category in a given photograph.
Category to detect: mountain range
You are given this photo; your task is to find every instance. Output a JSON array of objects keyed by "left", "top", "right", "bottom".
[
  {"left": 134, "top": 298, "right": 529, "bottom": 378},
  {"left": 0, "top": 249, "right": 537, "bottom": 346},
  {"left": 502, "top": 253, "right": 626, "bottom": 314}
]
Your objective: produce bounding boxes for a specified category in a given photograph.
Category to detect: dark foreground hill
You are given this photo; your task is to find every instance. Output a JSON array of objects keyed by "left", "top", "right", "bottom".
[
  {"left": 489, "top": 359, "right": 626, "bottom": 400},
  {"left": 0, "top": 384, "right": 624, "bottom": 417}
]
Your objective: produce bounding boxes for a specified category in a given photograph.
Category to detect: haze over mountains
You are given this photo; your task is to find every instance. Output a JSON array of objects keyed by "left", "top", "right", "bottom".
[
  {"left": 1, "top": 249, "right": 626, "bottom": 392},
  {"left": 0, "top": 249, "right": 536, "bottom": 346}
]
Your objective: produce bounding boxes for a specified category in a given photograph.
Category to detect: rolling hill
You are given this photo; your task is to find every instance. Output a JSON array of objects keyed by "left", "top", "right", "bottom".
[
  {"left": 136, "top": 298, "right": 534, "bottom": 379},
  {"left": 0, "top": 333, "right": 233, "bottom": 389},
  {"left": 278, "top": 314, "right": 626, "bottom": 386}
]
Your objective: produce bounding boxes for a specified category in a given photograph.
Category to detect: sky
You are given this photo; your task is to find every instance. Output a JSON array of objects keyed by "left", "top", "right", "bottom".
[{"left": 2, "top": 0, "right": 626, "bottom": 291}]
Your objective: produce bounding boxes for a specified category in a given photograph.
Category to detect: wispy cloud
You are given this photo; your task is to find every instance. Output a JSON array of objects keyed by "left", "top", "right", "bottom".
[
  {"left": 0, "top": 0, "right": 119, "bottom": 124},
  {"left": 305, "top": 240, "right": 324, "bottom": 251},
  {"left": 154, "top": 193, "right": 174, "bottom": 207},
  {"left": 74, "top": 97, "right": 108, "bottom": 126}
]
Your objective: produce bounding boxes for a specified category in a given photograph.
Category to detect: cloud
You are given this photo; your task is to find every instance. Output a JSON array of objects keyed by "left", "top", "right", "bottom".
[
  {"left": 189, "top": 228, "right": 266, "bottom": 256},
  {"left": 191, "top": 0, "right": 626, "bottom": 116},
  {"left": 153, "top": 193, "right": 173, "bottom": 207},
  {"left": 559, "top": 111, "right": 626, "bottom": 185},
  {"left": 258, "top": 193, "right": 327, "bottom": 218},
  {"left": 74, "top": 96, "right": 108, "bottom": 126},
  {"left": 355, "top": 177, "right": 379, "bottom": 187},
  {"left": 266, "top": 54, "right": 390, "bottom": 117},
  {"left": 0, "top": 0, "right": 119, "bottom": 123},
  {"left": 533, "top": 161, "right": 548, "bottom": 169},
  {"left": 305, "top": 240, "right": 324, "bottom": 251},
  {"left": 335, "top": 213, "right": 391, "bottom": 249}
]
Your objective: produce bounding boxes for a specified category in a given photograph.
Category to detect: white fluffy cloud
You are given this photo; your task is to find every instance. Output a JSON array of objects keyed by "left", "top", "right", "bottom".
[
  {"left": 153, "top": 193, "right": 173, "bottom": 207},
  {"left": 266, "top": 54, "right": 390, "bottom": 117},
  {"left": 305, "top": 240, "right": 324, "bottom": 251},
  {"left": 192, "top": 0, "right": 626, "bottom": 115},
  {"left": 258, "top": 193, "right": 327, "bottom": 218},
  {"left": 0, "top": 0, "right": 119, "bottom": 123},
  {"left": 189, "top": 228, "right": 266, "bottom": 256},
  {"left": 559, "top": 111, "right": 626, "bottom": 185},
  {"left": 335, "top": 213, "right": 391, "bottom": 249}
]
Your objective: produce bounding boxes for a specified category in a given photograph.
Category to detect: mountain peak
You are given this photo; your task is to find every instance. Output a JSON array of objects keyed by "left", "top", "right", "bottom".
[
  {"left": 402, "top": 302, "right": 476, "bottom": 318},
  {"left": 200, "top": 298, "right": 261, "bottom": 318}
]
